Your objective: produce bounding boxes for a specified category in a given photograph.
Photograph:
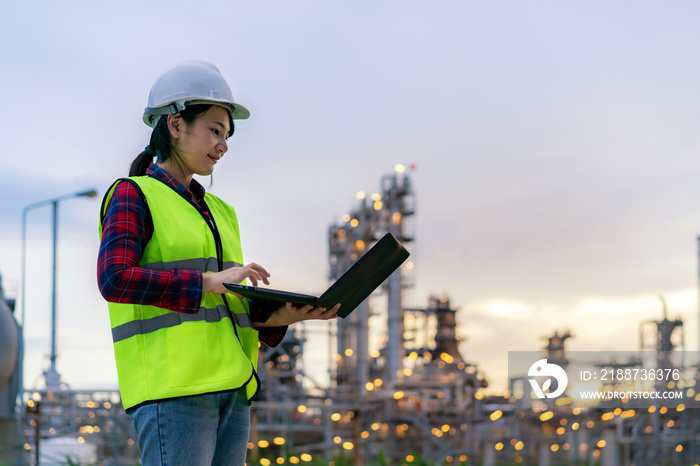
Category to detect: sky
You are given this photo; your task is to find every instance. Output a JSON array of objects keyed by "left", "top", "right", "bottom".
[{"left": 2, "top": 1, "right": 700, "bottom": 393}]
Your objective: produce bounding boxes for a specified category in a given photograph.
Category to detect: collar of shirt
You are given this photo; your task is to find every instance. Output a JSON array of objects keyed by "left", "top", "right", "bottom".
[{"left": 145, "top": 162, "right": 206, "bottom": 203}]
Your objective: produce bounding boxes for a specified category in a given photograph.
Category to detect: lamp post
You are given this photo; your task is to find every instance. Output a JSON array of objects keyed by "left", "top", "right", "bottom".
[{"left": 20, "top": 188, "right": 99, "bottom": 393}]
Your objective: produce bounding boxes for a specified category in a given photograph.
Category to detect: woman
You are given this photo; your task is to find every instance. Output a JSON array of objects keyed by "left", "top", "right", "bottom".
[{"left": 97, "top": 60, "right": 338, "bottom": 465}]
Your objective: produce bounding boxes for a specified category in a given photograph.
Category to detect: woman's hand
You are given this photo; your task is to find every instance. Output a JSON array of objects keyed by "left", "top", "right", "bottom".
[
  {"left": 202, "top": 262, "right": 271, "bottom": 295},
  {"left": 258, "top": 302, "right": 340, "bottom": 327}
]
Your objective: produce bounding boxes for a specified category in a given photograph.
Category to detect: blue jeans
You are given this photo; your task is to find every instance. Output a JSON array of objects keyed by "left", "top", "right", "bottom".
[{"left": 129, "top": 390, "right": 250, "bottom": 466}]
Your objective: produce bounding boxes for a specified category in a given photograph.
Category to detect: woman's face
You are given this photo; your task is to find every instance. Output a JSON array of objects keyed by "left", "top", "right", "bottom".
[{"left": 168, "top": 105, "right": 231, "bottom": 182}]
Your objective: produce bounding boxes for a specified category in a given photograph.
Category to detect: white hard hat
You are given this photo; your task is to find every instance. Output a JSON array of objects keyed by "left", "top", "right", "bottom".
[{"left": 143, "top": 60, "right": 250, "bottom": 127}]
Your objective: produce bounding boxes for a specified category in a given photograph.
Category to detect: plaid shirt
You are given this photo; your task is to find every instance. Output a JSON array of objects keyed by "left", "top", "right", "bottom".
[{"left": 97, "top": 163, "right": 286, "bottom": 348}]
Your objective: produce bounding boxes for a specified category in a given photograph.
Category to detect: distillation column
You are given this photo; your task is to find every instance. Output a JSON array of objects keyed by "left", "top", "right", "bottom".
[
  {"left": 381, "top": 173, "right": 412, "bottom": 386},
  {"left": 329, "top": 199, "right": 375, "bottom": 396},
  {"left": 328, "top": 166, "right": 415, "bottom": 395}
]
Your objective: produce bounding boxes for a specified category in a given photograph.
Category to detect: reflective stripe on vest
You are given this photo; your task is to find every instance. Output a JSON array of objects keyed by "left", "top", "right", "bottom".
[
  {"left": 111, "top": 305, "right": 255, "bottom": 343},
  {"left": 140, "top": 258, "right": 242, "bottom": 273},
  {"left": 100, "top": 176, "right": 260, "bottom": 411}
]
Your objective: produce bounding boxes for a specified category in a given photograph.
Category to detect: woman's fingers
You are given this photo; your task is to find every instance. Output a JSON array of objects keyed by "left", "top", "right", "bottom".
[
  {"left": 208, "top": 262, "right": 271, "bottom": 294},
  {"left": 328, "top": 303, "right": 341, "bottom": 313},
  {"left": 318, "top": 303, "right": 340, "bottom": 320},
  {"left": 269, "top": 302, "right": 341, "bottom": 326},
  {"left": 285, "top": 302, "right": 340, "bottom": 320},
  {"left": 235, "top": 262, "right": 271, "bottom": 287},
  {"left": 284, "top": 302, "right": 313, "bottom": 313},
  {"left": 245, "top": 262, "right": 270, "bottom": 285}
]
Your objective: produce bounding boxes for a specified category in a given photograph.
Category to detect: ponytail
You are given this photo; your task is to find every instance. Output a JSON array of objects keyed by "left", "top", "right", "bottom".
[
  {"left": 129, "top": 150, "right": 154, "bottom": 177},
  {"left": 128, "top": 115, "right": 171, "bottom": 176}
]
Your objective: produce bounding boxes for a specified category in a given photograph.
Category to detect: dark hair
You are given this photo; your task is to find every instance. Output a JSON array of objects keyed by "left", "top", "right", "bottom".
[{"left": 129, "top": 104, "right": 235, "bottom": 176}]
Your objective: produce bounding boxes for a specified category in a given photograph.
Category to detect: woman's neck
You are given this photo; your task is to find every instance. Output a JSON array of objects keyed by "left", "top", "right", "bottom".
[{"left": 157, "top": 160, "right": 192, "bottom": 188}]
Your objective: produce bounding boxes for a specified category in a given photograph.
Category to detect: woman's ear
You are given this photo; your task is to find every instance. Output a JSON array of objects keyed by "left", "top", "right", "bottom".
[{"left": 167, "top": 114, "right": 183, "bottom": 139}]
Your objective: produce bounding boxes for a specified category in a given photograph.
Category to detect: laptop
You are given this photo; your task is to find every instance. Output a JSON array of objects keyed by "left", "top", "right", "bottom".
[{"left": 223, "top": 232, "right": 410, "bottom": 318}]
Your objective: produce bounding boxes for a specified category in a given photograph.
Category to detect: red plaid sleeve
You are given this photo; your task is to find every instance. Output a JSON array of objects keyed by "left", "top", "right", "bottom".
[
  {"left": 249, "top": 301, "right": 287, "bottom": 348},
  {"left": 97, "top": 181, "right": 203, "bottom": 313}
]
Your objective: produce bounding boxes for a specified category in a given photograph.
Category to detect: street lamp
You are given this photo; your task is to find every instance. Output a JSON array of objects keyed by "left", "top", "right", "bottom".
[{"left": 19, "top": 188, "right": 99, "bottom": 392}]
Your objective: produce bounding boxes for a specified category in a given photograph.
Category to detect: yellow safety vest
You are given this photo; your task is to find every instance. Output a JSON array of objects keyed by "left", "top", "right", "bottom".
[{"left": 100, "top": 176, "right": 259, "bottom": 411}]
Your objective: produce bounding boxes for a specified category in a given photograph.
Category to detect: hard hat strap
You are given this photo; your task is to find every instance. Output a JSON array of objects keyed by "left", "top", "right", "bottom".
[{"left": 144, "top": 102, "right": 184, "bottom": 117}]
